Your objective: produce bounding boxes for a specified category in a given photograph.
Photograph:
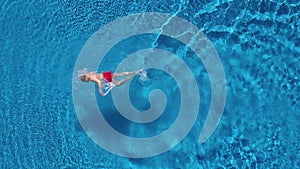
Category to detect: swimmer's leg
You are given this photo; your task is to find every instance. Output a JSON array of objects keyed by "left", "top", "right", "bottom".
[
  {"left": 113, "top": 74, "right": 136, "bottom": 86},
  {"left": 113, "top": 69, "right": 142, "bottom": 77},
  {"left": 113, "top": 71, "right": 136, "bottom": 77}
]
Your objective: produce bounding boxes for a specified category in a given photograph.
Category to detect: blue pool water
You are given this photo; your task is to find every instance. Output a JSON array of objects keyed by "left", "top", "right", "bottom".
[{"left": 1, "top": 0, "right": 299, "bottom": 168}]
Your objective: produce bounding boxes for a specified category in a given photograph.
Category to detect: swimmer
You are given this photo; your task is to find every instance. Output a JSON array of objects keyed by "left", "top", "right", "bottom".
[{"left": 80, "top": 69, "right": 143, "bottom": 96}]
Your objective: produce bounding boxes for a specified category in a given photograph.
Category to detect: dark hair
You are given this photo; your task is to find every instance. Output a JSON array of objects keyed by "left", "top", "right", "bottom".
[{"left": 80, "top": 75, "right": 89, "bottom": 82}]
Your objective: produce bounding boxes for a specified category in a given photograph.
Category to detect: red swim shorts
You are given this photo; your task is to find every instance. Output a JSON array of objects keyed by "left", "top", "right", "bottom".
[{"left": 102, "top": 71, "right": 113, "bottom": 82}]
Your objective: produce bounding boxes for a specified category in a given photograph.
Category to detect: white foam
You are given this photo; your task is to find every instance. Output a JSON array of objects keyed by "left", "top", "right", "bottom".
[{"left": 138, "top": 69, "right": 147, "bottom": 81}]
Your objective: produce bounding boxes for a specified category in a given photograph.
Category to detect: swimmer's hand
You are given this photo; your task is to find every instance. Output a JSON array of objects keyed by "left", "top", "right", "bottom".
[
  {"left": 96, "top": 81, "right": 105, "bottom": 96},
  {"left": 99, "top": 90, "right": 105, "bottom": 96}
]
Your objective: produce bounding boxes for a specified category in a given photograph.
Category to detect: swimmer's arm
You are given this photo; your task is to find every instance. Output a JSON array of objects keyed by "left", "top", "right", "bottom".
[
  {"left": 97, "top": 81, "right": 105, "bottom": 96},
  {"left": 91, "top": 78, "right": 105, "bottom": 96}
]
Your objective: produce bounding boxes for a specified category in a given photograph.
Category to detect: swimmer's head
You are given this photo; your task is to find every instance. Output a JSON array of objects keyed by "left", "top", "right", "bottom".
[{"left": 80, "top": 75, "right": 89, "bottom": 82}]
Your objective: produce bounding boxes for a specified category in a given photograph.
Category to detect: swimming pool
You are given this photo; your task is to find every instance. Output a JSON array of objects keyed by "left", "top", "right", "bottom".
[{"left": 1, "top": 0, "right": 299, "bottom": 168}]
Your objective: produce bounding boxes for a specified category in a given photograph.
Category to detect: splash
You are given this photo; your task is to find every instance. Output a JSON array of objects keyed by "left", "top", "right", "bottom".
[
  {"left": 138, "top": 69, "right": 147, "bottom": 81},
  {"left": 77, "top": 68, "right": 90, "bottom": 77},
  {"left": 72, "top": 68, "right": 92, "bottom": 88}
]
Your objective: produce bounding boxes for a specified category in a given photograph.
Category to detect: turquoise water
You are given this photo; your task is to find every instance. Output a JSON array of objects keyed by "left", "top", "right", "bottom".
[{"left": 1, "top": 0, "right": 299, "bottom": 168}]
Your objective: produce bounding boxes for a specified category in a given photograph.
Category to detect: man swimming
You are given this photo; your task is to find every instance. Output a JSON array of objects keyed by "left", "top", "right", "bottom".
[{"left": 80, "top": 69, "right": 142, "bottom": 96}]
